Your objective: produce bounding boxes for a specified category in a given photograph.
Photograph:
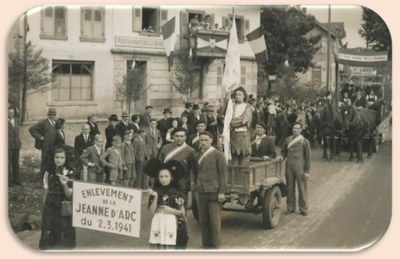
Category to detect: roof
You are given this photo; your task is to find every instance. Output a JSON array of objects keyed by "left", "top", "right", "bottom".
[{"left": 320, "top": 22, "right": 346, "bottom": 39}]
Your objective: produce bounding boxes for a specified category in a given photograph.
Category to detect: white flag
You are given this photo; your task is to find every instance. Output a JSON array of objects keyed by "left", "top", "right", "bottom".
[{"left": 222, "top": 15, "right": 241, "bottom": 162}]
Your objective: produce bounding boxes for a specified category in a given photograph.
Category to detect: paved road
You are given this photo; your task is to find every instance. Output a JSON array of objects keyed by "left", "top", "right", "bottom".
[{"left": 75, "top": 141, "right": 392, "bottom": 251}]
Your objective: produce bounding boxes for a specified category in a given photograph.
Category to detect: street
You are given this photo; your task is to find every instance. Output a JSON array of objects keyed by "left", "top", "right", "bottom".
[{"left": 75, "top": 140, "right": 392, "bottom": 251}]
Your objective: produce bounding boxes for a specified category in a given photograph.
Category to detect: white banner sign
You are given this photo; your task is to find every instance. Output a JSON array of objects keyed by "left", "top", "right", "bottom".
[
  {"left": 338, "top": 53, "right": 388, "bottom": 62},
  {"left": 115, "top": 36, "right": 164, "bottom": 49},
  {"left": 72, "top": 181, "right": 142, "bottom": 238},
  {"left": 350, "top": 67, "right": 377, "bottom": 76}
]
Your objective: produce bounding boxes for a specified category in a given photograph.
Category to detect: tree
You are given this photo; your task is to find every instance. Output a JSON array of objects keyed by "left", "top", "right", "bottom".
[
  {"left": 115, "top": 61, "right": 146, "bottom": 113},
  {"left": 170, "top": 53, "right": 213, "bottom": 102},
  {"left": 8, "top": 40, "right": 52, "bottom": 123},
  {"left": 359, "top": 7, "right": 392, "bottom": 59},
  {"left": 260, "top": 7, "right": 321, "bottom": 78}
]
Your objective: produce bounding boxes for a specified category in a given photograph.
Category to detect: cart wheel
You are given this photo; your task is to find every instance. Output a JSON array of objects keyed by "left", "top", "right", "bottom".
[
  {"left": 262, "top": 186, "right": 282, "bottom": 229},
  {"left": 192, "top": 194, "right": 199, "bottom": 221}
]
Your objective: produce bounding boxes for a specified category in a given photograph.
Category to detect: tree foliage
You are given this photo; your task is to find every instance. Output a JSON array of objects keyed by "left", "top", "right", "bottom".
[
  {"left": 261, "top": 7, "right": 321, "bottom": 78},
  {"left": 359, "top": 7, "right": 392, "bottom": 58},
  {"left": 116, "top": 61, "right": 146, "bottom": 113},
  {"left": 170, "top": 53, "right": 213, "bottom": 102},
  {"left": 8, "top": 40, "right": 52, "bottom": 121}
]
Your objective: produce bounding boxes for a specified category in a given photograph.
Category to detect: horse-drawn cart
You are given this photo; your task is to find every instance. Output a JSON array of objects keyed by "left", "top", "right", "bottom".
[{"left": 192, "top": 159, "right": 287, "bottom": 229}]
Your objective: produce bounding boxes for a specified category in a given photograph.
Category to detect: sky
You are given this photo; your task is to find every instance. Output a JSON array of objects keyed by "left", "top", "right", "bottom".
[{"left": 303, "top": 5, "right": 366, "bottom": 48}]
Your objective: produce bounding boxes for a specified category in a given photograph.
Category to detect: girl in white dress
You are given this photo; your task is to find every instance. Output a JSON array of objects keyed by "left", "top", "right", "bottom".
[{"left": 144, "top": 159, "right": 186, "bottom": 249}]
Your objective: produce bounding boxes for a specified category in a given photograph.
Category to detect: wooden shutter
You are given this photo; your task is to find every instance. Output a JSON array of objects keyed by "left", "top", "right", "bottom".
[
  {"left": 132, "top": 7, "right": 142, "bottom": 32},
  {"left": 154, "top": 8, "right": 161, "bottom": 33},
  {"left": 180, "top": 11, "right": 188, "bottom": 50},
  {"left": 160, "top": 9, "right": 168, "bottom": 27},
  {"left": 93, "top": 8, "right": 104, "bottom": 39},
  {"left": 217, "top": 66, "right": 223, "bottom": 85},
  {"left": 244, "top": 19, "right": 250, "bottom": 38},
  {"left": 42, "top": 6, "right": 54, "bottom": 35},
  {"left": 81, "top": 8, "right": 93, "bottom": 38}
]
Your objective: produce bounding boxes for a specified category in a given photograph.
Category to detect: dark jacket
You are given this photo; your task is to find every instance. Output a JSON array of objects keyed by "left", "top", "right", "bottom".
[
  {"left": 116, "top": 120, "right": 134, "bottom": 139},
  {"left": 157, "top": 117, "right": 173, "bottom": 143},
  {"left": 88, "top": 122, "right": 100, "bottom": 137},
  {"left": 8, "top": 119, "right": 21, "bottom": 150},
  {"left": 194, "top": 148, "right": 227, "bottom": 193},
  {"left": 29, "top": 119, "right": 57, "bottom": 151},
  {"left": 105, "top": 124, "right": 118, "bottom": 150},
  {"left": 250, "top": 135, "right": 276, "bottom": 158},
  {"left": 74, "top": 133, "right": 94, "bottom": 156}
]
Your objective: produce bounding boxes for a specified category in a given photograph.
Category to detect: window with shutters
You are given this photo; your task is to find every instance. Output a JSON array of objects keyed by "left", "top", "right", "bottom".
[
  {"left": 225, "top": 14, "right": 248, "bottom": 42},
  {"left": 52, "top": 61, "right": 94, "bottom": 101},
  {"left": 132, "top": 7, "right": 168, "bottom": 36},
  {"left": 40, "top": 6, "right": 67, "bottom": 40},
  {"left": 80, "top": 7, "right": 105, "bottom": 42}
]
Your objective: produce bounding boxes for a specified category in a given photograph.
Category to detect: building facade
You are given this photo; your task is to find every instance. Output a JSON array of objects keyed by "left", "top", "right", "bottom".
[
  {"left": 297, "top": 22, "right": 346, "bottom": 93},
  {"left": 9, "top": 5, "right": 260, "bottom": 121}
]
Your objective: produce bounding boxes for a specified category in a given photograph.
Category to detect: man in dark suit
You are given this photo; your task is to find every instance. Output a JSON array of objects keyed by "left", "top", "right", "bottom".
[
  {"left": 181, "top": 102, "right": 193, "bottom": 118},
  {"left": 194, "top": 131, "right": 227, "bottom": 249},
  {"left": 87, "top": 113, "right": 100, "bottom": 137},
  {"left": 187, "top": 120, "right": 206, "bottom": 152},
  {"left": 205, "top": 107, "right": 218, "bottom": 146},
  {"left": 353, "top": 89, "right": 366, "bottom": 109},
  {"left": 145, "top": 118, "right": 163, "bottom": 159},
  {"left": 158, "top": 127, "right": 196, "bottom": 209},
  {"left": 157, "top": 108, "right": 173, "bottom": 145},
  {"left": 74, "top": 123, "right": 94, "bottom": 156},
  {"left": 8, "top": 107, "right": 21, "bottom": 186},
  {"left": 187, "top": 104, "right": 205, "bottom": 136},
  {"left": 250, "top": 123, "right": 276, "bottom": 159},
  {"left": 140, "top": 105, "right": 153, "bottom": 129},
  {"left": 105, "top": 114, "right": 119, "bottom": 149},
  {"left": 80, "top": 134, "right": 105, "bottom": 183},
  {"left": 29, "top": 107, "right": 58, "bottom": 177},
  {"left": 116, "top": 111, "right": 134, "bottom": 138}
]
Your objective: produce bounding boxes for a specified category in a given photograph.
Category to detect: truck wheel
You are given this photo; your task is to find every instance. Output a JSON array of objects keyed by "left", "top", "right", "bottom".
[
  {"left": 262, "top": 186, "right": 282, "bottom": 229},
  {"left": 192, "top": 194, "right": 199, "bottom": 221}
]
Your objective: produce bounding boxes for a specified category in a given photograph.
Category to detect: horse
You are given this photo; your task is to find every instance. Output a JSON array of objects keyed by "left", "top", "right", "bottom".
[
  {"left": 318, "top": 100, "right": 343, "bottom": 161},
  {"left": 341, "top": 104, "right": 380, "bottom": 163}
]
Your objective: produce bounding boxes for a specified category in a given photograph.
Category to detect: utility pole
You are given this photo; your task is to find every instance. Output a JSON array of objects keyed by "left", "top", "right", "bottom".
[{"left": 326, "top": 5, "right": 331, "bottom": 93}]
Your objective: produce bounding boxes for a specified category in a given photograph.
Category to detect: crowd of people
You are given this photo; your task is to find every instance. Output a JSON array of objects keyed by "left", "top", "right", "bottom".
[{"left": 6, "top": 83, "right": 384, "bottom": 250}]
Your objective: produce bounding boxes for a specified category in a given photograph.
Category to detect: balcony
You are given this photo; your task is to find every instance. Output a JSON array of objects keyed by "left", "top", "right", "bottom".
[{"left": 187, "top": 28, "right": 230, "bottom": 58}]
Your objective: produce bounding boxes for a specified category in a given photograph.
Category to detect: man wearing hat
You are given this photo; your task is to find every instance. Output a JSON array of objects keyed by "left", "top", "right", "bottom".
[
  {"left": 181, "top": 102, "right": 193, "bottom": 118},
  {"left": 105, "top": 114, "right": 119, "bottom": 149},
  {"left": 29, "top": 107, "right": 58, "bottom": 178},
  {"left": 116, "top": 111, "right": 134, "bottom": 138},
  {"left": 158, "top": 127, "right": 196, "bottom": 209},
  {"left": 157, "top": 108, "right": 174, "bottom": 145},
  {"left": 187, "top": 104, "right": 205, "bottom": 136},
  {"left": 205, "top": 107, "right": 218, "bottom": 146},
  {"left": 187, "top": 120, "right": 207, "bottom": 152},
  {"left": 250, "top": 122, "right": 276, "bottom": 159},
  {"left": 140, "top": 105, "right": 153, "bottom": 129}
]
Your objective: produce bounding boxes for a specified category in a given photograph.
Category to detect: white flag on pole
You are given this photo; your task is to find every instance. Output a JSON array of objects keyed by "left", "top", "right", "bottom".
[{"left": 222, "top": 15, "right": 241, "bottom": 162}]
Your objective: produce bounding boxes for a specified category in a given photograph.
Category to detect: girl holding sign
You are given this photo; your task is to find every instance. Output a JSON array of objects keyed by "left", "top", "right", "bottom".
[
  {"left": 39, "top": 147, "right": 76, "bottom": 250},
  {"left": 144, "top": 159, "right": 188, "bottom": 249}
]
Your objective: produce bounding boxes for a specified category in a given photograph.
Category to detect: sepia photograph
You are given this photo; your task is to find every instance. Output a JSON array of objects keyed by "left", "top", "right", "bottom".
[{"left": 6, "top": 3, "right": 392, "bottom": 251}]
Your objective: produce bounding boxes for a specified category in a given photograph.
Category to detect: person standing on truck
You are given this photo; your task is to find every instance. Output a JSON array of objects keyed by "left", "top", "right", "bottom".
[{"left": 278, "top": 122, "right": 311, "bottom": 216}]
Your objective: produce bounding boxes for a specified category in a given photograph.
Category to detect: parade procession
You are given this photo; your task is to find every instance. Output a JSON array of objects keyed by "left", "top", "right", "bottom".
[{"left": 7, "top": 4, "right": 392, "bottom": 251}]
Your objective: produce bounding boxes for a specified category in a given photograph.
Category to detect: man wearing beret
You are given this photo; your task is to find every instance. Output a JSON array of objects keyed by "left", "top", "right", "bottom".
[
  {"left": 194, "top": 131, "right": 227, "bottom": 249},
  {"left": 158, "top": 127, "right": 196, "bottom": 209},
  {"left": 29, "top": 107, "right": 58, "bottom": 178}
]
